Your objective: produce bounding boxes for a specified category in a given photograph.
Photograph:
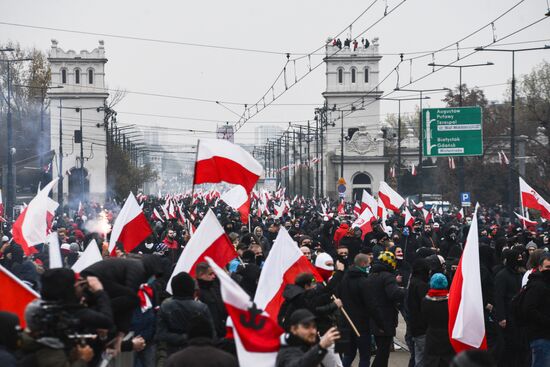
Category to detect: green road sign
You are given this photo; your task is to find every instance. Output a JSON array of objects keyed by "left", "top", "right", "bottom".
[{"left": 422, "top": 106, "right": 483, "bottom": 157}]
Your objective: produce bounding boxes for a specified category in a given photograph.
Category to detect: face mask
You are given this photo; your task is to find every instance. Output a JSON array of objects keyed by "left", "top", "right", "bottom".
[
  {"left": 357, "top": 265, "right": 368, "bottom": 273},
  {"left": 145, "top": 242, "right": 154, "bottom": 249}
]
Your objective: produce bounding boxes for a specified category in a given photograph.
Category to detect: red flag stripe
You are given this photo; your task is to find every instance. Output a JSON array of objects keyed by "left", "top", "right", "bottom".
[
  {"left": 194, "top": 156, "right": 260, "bottom": 194},
  {"left": 117, "top": 211, "right": 153, "bottom": 253}
]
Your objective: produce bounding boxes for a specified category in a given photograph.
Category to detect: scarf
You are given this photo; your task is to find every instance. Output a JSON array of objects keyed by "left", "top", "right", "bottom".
[
  {"left": 137, "top": 283, "right": 154, "bottom": 313},
  {"left": 426, "top": 288, "right": 448, "bottom": 298}
]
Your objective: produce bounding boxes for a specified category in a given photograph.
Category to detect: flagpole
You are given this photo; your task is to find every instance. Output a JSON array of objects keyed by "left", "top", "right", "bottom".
[{"left": 191, "top": 139, "right": 200, "bottom": 200}]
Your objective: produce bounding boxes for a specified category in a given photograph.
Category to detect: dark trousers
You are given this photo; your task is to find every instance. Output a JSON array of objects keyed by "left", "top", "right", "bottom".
[
  {"left": 372, "top": 336, "right": 393, "bottom": 367},
  {"left": 342, "top": 332, "right": 372, "bottom": 367}
]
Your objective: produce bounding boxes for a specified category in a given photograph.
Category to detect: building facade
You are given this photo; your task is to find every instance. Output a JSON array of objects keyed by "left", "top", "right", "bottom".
[
  {"left": 47, "top": 40, "right": 109, "bottom": 206},
  {"left": 322, "top": 38, "right": 388, "bottom": 200}
]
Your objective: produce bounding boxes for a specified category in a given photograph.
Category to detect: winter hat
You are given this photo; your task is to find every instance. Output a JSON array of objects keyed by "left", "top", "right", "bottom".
[
  {"left": 1, "top": 236, "right": 9, "bottom": 243},
  {"left": 287, "top": 308, "right": 316, "bottom": 328},
  {"left": 430, "top": 273, "right": 448, "bottom": 290},
  {"left": 188, "top": 314, "right": 215, "bottom": 339},
  {"left": 526, "top": 241, "right": 538, "bottom": 250},
  {"left": 41, "top": 268, "right": 77, "bottom": 302},
  {"left": 378, "top": 251, "right": 397, "bottom": 270},
  {"left": 69, "top": 242, "right": 80, "bottom": 252},
  {"left": 314, "top": 252, "right": 334, "bottom": 281},
  {"left": 171, "top": 272, "right": 196, "bottom": 298}
]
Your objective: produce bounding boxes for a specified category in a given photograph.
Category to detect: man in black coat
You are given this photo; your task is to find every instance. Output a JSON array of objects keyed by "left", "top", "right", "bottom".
[
  {"left": 365, "top": 251, "right": 405, "bottom": 367},
  {"left": 276, "top": 309, "right": 341, "bottom": 367},
  {"left": 156, "top": 272, "right": 215, "bottom": 360},
  {"left": 81, "top": 255, "right": 165, "bottom": 333},
  {"left": 195, "top": 262, "right": 228, "bottom": 338},
  {"left": 406, "top": 258, "right": 431, "bottom": 367},
  {"left": 278, "top": 261, "right": 344, "bottom": 334},
  {"left": 522, "top": 253, "right": 550, "bottom": 367},
  {"left": 494, "top": 248, "right": 527, "bottom": 367},
  {"left": 337, "top": 253, "right": 384, "bottom": 367}
]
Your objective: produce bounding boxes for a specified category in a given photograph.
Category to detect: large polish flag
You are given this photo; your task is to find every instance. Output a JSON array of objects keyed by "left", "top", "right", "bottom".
[
  {"left": 12, "top": 179, "right": 59, "bottom": 255},
  {"left": 352, "top": 206, "right": 375, "bottom": 240},
  {"left": 108, "top": 192, "right": 152, "bottom": 254},
  {"left": 206, "top": 257, "right": 283, "bottom": 367},
  {"left": 519, "top": 177, "right": 550, "bottom": 220},
  {"left": 448, "top": 204, "right": 487, "bottom": 353},
  {"left": 166, "top": 209, "right": 237, "bottom": 293},
  {"left": 254, "top": 228, "right": 323, "bottom": 319},
  {"left": 194, "top": 139, "right": 263, "bottom": 194},
  {"left": 0, "top": 264, "right": 40, "bottom": 328},
  {"left": 221, "top": 185, "right": 251, "bottom": 224},
  {"left": 361, "top": 189, "right": 378, "bottom": 216},
  {"left": 378, "top": 181, "right": 405, "bottom": 213}
]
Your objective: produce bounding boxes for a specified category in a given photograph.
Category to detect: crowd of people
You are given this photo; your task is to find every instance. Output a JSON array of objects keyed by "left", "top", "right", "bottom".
[{"left": 0, "top": 193, "right": 549, "bottom": 367}]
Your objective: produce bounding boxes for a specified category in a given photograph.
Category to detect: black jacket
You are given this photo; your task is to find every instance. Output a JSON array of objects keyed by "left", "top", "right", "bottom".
[
  {"left": 336, "top": 266, "right": 383, "bottom": 333},
  {"left": 523, "top": 271, "right": 550, "bottom": 341},
  {"left": 155, "top": 296, "right": 215, "bottom": 355},
  {"left": 494, "top": 266, "right": 523, "bottom": 322},
  {"left": 406, "top": 276, "right": 429, "bottom": 337},
  {"left": 364, "top": 263, "right": 405, "bottom": 336},
  {"left": 278, "top": 271, "right": 343, "bottom": 333},
  {"left": 197, "top": 278, "right": 227, "bottom": 338},
  {"left": 276, "top": 334, "right": 328, "bottom": 367},
  {"left": 421, "top": 293, "right": 454, "bottom": 358},
  {"left": 166, "top": 337, "right": 238, "bottom": 367}
]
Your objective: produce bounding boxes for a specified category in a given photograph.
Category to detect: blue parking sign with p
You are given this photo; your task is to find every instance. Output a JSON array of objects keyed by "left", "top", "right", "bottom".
[{"left": 461, "top": 192, "right": 471, "bottom": 207}]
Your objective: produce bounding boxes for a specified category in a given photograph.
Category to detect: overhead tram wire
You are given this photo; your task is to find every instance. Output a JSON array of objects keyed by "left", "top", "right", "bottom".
[
  {"left": 336, "top": 0, "right": 538, "bottom": 112},
  {"left": 335, "top": 9, "right": 549, "bottom": 116},
  {"left": 231, "top": 0, "right": 410, "bottom": 135},
  {"left": 0, "top": 20, "right": 546, "bottom": 58}
]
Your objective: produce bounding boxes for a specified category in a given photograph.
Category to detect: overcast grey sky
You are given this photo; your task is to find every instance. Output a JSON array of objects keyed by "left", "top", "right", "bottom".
[{"left": 2, "top": 0, "right": 549, "bottom": 151}]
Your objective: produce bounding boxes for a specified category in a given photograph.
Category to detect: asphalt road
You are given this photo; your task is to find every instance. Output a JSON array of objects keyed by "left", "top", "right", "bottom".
[{"left": 351, "top": 314, "right": 411, "bottom": 367}]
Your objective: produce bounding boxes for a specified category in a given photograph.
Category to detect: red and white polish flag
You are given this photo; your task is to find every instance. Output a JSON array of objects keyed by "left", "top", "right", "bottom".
[
  {"left": 166, "top": 209, "right": 236, "bottom": 293},
  {"left": 519, "top": 177, "right": 550, "bottom": 220},
  {"left": 206, "top": 257, "right": 283, "bottom": 367},
  {"left": 221, "top": 185, "right": 251, "bottom": 224},
  {"left": 378, "top": 181, "right": 405, "bottom": 213},
  {"left": 457, "top": 208, "right": 464, "bottom": 221},
  {"left": 0, "top": 264, "right": 40, "bottom": 329},
  {"left": 352, "top": 207, "right": 375, "bottom": 240},
  {"left": 448, "top": 204, "right": 487, "bottom": 353},
  {"left": 410, "top": 163, "right": 417, "bottom": 176},
  {"left": 108, "top": 192, "right": 152, "bottom": 255},
  {"left": 194, "top": 139, "right": 263, "bottom": 194},
  {"left": 254, "top": 228, "right": 323, "bottom": 318},
  {"left": 152, "top": 208, "right": 165, "bottom": 223},
  {"left": 12, "top": 179, "right": 59, "bottom": 256},
  {"left": 353, "top": 202, "right": 362, "bottom": 217},
  {"left": 361, "top": 189, "right": 377, "bottom": 216},
  {"left": 514, "top": 212, "right": 538, "bottom": 229},
  {"left": 422, "top": 208, "right": 433, "bottom": 223}
]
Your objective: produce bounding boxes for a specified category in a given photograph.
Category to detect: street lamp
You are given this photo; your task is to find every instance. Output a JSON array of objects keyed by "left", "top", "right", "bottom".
[
  {"left": 475, "top": 45, "right": 550, "bottom": 220},
  {"left": 427, "top": 61, "right": 494, "bottom": 198},
  {"left": 393, "top": 87, "right": 451, "bottom": 201},
  {"left": 377, "top": 96, "right": 431, "bottom": 192},
  {"left": 0, "top": 49, "right": 33, "bottom": 219}
]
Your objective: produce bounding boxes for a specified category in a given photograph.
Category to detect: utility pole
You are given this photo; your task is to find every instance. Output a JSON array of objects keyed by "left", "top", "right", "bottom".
[
  {"left": 299, "top": 126, "right": 303, "bottom": 196},
  {"left": 0, "top": 49, "right": 32, "bottom": 219},
  {"left": 292, "top": 131, "right": 296, "bottom": 195},
  {"left": 307, "top": 120, "right": 311, "bottom": 198},
  {"left": 340, "top": 110, "right": 344, "bottom": 178},
  {"left": 475, "top": 44, "right": 549, "bottom": 221},
  {"left": 315, "top": 114, "right": 319, "bottom": 198}
]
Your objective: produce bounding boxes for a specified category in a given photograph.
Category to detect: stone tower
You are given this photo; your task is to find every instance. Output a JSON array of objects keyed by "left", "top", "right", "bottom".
[
  {"left": 322, "top": 37, "right": 387, "bottom": 200},
  {"left": 47, "top": 40, "right": 109, "bottom": 206}
]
